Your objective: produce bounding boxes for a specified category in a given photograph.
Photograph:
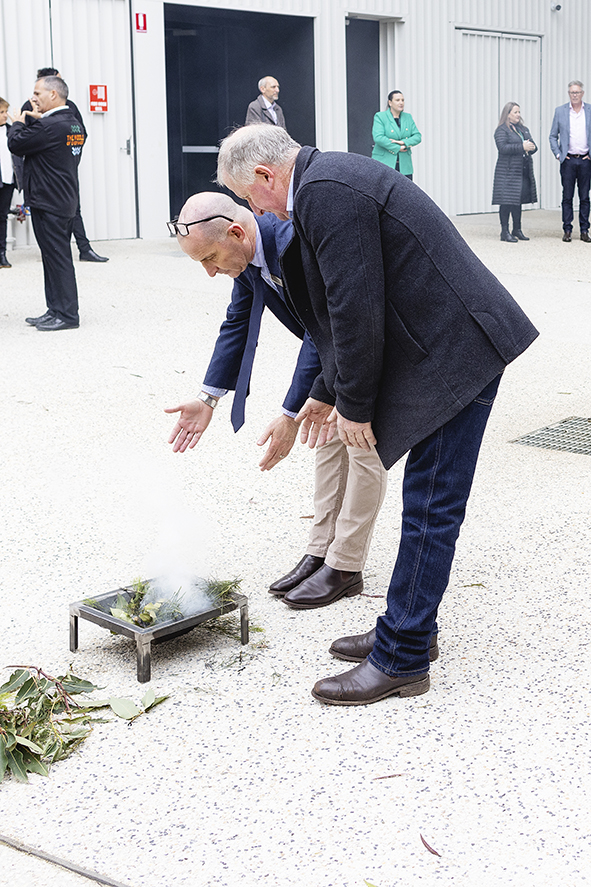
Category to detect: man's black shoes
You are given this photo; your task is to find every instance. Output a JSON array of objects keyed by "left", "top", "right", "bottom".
[
  {"left": 562, "top": 230, "right": 572, "bottom": 242},
  {"left": 26, "top": 311, "right": 54, "bottom": 326},
  {"left": 581, "top": 231, "right": 591, "bottom": 242},
  {"left": 36, "top": 316, "right": 79, "bottom": 331},
  {"left": 80, "top": 248, "right": 109, "bottom": 262},
  {"left": 329, "top": 627, "right": 439, "bottom": 663},
  {"left": 268, "top": 555, "right": 324, "bottom": 596}
]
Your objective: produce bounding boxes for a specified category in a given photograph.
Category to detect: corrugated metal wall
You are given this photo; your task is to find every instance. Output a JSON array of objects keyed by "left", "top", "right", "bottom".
[
  {"left": 2, "top": 0, "right": 591, "bottom": 234},
  {"left": 396, "top": 0, "right": 590, "bottom": 214},
  {"left": 0, "top": 0, "right": 136, "bottom": 241}
]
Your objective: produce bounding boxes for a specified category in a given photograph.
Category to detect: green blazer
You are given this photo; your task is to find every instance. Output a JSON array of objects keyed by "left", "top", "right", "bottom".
[{"left": 371, "top": 110, "right": 422, "bottom": 175}]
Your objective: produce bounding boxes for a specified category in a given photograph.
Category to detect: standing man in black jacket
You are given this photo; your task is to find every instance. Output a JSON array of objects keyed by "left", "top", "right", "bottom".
[
  {"left": 9, "top": 76, "right": 86, "bottom": 330},
  {"left": 218, "top": 125, "right": 539, "bottom": 706},
  {"left": 21, "top": 67, "right": 108, "bottom": 263}
]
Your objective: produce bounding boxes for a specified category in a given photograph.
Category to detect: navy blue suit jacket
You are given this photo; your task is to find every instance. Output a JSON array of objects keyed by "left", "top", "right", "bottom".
[{"left": 203, "top": 213, "right": 321, "bottom": 417}]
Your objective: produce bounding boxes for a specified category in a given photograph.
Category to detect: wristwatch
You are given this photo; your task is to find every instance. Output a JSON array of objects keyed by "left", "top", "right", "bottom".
[{"left": 197, "top": 391, "right": 218, "bottom": 409}]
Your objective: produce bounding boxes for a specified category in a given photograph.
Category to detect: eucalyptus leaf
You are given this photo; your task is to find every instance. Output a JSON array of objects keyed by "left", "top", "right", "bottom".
[
  {"left": 141, "top": 688, "right": 156, "bottom": 709},
  {"left": 109, "top": 697, "right": 140, "bottom": 720},
  {"left": 6, "top": 747, "right": 28, "bottom": 783},
  {"left": 14, "top": 735, "right": 43, "bottom": 754},
  {"left": 21, "top": 750, "right": 49, "bottom": 777},
  {"left": 0, "top": 669, "right": 29, "bottom": 695},
  {"left": 146, "top": 694, "right": 169, "bottom": 711},
  {"left": 0, "top": 738, "right": 7, "bottom": 780}
]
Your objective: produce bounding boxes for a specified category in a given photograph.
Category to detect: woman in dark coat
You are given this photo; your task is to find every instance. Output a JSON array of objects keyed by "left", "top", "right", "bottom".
[{"left": 492, "top": 102, "right": 537, "bottom": 242}]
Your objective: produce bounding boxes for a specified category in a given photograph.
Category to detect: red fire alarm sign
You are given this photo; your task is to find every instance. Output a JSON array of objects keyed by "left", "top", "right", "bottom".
[
  {"left": 135, "top": 13, "right": 147, "bottom": 32},
  {"left": 89, "top": 84, "right": 108, "bottom": 113}
]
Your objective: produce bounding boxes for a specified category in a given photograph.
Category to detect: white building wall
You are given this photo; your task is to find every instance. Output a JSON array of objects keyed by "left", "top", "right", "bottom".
[{"left": 1, "top": 0, "right": 590, "bottom": 238}]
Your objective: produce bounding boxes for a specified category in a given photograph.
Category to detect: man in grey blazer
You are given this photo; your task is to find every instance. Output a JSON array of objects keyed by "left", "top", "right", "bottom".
[
  {"left": 245, "top": 77, "right": 286, "bottom": 129},
  {"left": 217, "top": 124, "right": 538, "bottom": 707},
  {"left": 549, "top": 80, "right": 591, "bottom": 242}
]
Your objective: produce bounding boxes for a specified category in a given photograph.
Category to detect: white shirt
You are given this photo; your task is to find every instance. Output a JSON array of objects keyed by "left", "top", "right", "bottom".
[
  {"left": 201, "top": 220, "right": 297, "bottom": 414},
  {"left": 262, "top": 96, "right": 278, "bottom": 125},
  {"left": 568, "top": 103, "right": 589, "bottom": 155},
  {"left": 0, "top": 125, "right": 13, "bottom": 185}
]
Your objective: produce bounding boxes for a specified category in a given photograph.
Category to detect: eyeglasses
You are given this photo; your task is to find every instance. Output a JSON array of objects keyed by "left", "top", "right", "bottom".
[
  {"left": 166, "top": 214, "right": 234, "bottom": 236},
  {"left": 569, "top": 91, "right": 583, "bottom": 96}
]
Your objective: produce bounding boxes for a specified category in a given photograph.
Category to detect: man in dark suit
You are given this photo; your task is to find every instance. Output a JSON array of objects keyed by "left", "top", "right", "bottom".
[
  {"left": 217, "top": 124, "right": 539, "bottom": 706},
  {"left": 9, "top": 75, "right": 86, "bottom": 330},
  {"left": 165, "top": 192, "right": 388, "bottom": 607},
  {"left": 245, "top": 77, "right": 286, "bottom": 129},
  {"left": 21, "top": 67, "right": 108, "bottom": 262},
  {"left": 549, "top": 80, "right": 591, "bottom": 242}
]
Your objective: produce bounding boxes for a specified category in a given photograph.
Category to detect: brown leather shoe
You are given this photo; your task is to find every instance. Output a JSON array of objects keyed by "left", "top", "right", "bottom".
[
  {"left": 312, "top": 659, "right": 430, "bottom": 706},
  {"left": 581, "top": 231, "right": 591, "bottom": 242},
  {"left": 563, "top": 230, "right": 572, "bottom": 242},
  {"left": 268, "top": 554, "right": 324, "bottom": 596},
  {"left": 282, "top": 564, "right": 363, "bottom": 609},
  {"left": 329, "top": 628, "right": 439, "bottom": 662}
]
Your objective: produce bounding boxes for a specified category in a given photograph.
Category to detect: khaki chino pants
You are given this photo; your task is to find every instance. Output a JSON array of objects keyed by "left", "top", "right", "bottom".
[{"left": 306, "top": 436, "right": 388, "bottom": 572}]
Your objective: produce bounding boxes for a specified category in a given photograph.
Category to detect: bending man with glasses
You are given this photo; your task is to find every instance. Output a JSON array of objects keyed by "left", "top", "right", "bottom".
[
  {"left": 166, "top": 192, "right": 388, "bottom": 611},
  {"left": 549, "top": 80, "right": 591, "bottom": 242}
]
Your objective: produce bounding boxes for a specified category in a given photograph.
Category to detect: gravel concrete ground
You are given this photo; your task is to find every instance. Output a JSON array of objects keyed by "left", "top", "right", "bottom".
[{"left": 0, "top": 208, "right": 590, "bottom": 887}]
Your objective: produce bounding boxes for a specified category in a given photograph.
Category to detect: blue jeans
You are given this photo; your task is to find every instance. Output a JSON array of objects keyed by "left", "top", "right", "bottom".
[
  {"left": 560, "top": 155, "right": 591, "bottom": 232},
  {"left": 369, "top": 375, "right": 501, "bottom": 677}
]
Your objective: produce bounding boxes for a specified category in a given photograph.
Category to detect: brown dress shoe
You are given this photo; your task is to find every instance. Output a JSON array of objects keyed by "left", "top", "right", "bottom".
[
  {"left": 329, "top": 628, "right": 439, "bottom": 662},
  {"left": 581, "top": 231, "right": 591, "bottom": 242},
  {"left": 562, "top": 230, "right": 572, "bottom": 242},
  {"left": 268, "top": 554, "right": 324, "bottom": 596},
  {"left": 282, "top": 564, "right": 363, "bottom": 609},
  {"left": 312, "top": 659, "right": 430, "bottom": 706}
]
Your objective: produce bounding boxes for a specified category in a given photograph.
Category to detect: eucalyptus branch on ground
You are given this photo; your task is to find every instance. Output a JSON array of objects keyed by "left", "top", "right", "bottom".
[{"left": 0, "top": 667, "right": 168, "bottom": 783}]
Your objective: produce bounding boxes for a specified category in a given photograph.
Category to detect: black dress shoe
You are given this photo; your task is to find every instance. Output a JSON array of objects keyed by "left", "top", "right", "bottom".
[
  {"left": 329, "top": 628, "right": 439, "bottom": 663},
  {"left": 312, "top": 659, "right": 430, "bottom": 706},
  {"left": 36, "top": 316, "right": 79, "bottom": 331},
  {"left": 500, "top": 229, "right": 518, "bottom": 242},
  {"left": 581, "top": 231, "right": 591, "bottom": 242},
  {"left": 25, "top": 310, "right": 54, "bottom": 326},
  {"left": 0, "top": 251, "right": 12, "bottom": 267},
  {"left": 512, "top": 229, "right": 529, "bottom": 241},
  {"left": 282, "top": 564, "right": 363, "bottom": 609},
  {"left": 79, "top": 248, "right": 109, "bottom": 262},
  {"left": 563, "top": 230, "right": 572, "bottom": 242},
  {"left": 268, "top": 554, "right": 324, "bottom": 596}
]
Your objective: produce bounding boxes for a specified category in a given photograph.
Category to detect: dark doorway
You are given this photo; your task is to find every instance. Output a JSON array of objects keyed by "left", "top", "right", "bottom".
[
  {"left": 165, "top": 4, "right": 315, "bottom": 218},
  {"left": 346, "top": 18, "right": 380, "bottom": 157}
]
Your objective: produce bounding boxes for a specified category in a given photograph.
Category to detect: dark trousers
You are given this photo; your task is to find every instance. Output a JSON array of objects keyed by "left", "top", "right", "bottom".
[
  {"left": 370, "top": 375, "right": 501, "bottom": 676},
  {"left": 499, "top": 204, "right": 522, "bottom": 231},
  {"left": 0, "top": 183, "right": 14, "bottom": 253},
  {"left": 30, "top": 207, "right": 79, "bottom": 324},
  {"left": 560, "top": 155, "right": 591, "bottom": 232},
  {"left": 71, "top": 196, "right": 91, "bottom": 254}
]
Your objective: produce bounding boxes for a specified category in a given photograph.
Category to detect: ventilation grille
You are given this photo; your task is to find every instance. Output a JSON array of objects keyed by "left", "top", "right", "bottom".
[{"left": 512, "top": 416, "right": 591, "bottom": 456}]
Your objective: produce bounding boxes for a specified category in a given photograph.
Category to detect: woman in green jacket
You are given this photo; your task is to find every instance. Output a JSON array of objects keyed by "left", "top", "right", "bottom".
[{"left": 371, "top": 90, "right": 422, "bottom": 179}]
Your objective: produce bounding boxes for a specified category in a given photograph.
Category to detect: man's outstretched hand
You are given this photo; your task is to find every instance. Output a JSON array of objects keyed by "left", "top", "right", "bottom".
[
  {"left": 164, "top": 399, "right": 217, "bottom": 453},
  {"left": 295, "top": 398, "right": 336, "bottom": 448},
  {"left": 257, "top": 414, "right": 299, "bottom": 471}
]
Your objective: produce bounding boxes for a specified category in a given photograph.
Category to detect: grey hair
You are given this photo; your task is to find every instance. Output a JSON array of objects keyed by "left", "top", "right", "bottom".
[
  {"left": 568, "top": 80, "right": 584, "bottom": 90},
  {"left": 39, "top": 76, "right": 68, "bottom": 100},
  {"left": 217, "top": 125, "right": 301, "bottom": 187},
  {"left": 258, "top": 76, "right": 276, "bottom": 92}
]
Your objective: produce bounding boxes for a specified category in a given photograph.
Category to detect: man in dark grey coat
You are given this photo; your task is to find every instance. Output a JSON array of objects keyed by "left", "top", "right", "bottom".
[
  {"left": 245, "top": 77, "right": 286, "bottom": 129},
  {"left": 217, "top": 125, "right": 538, "bottom": 706}
]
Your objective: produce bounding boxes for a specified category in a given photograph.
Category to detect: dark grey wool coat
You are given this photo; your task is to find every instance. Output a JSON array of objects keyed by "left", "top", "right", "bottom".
[
  {"left": 280, "top": 147, "right": 539, "bottom": 470},
  {"left": 492, "top": 123, "right": 538, "bottom": 206}
]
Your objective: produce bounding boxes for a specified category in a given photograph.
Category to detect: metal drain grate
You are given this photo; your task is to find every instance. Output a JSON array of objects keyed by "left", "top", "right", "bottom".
[{"left": 512, "top": 416, "right": 591, "bottom": 456}]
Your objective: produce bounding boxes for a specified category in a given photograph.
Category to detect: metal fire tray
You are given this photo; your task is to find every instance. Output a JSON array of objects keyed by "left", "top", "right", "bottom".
[{"left": 69, "top": 585, "right": 249, "bottom": 683}]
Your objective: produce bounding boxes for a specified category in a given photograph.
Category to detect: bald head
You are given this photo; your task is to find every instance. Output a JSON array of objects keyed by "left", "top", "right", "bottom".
[{"left": 176, "top": 192, "right": 258, "bottom": 279}]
